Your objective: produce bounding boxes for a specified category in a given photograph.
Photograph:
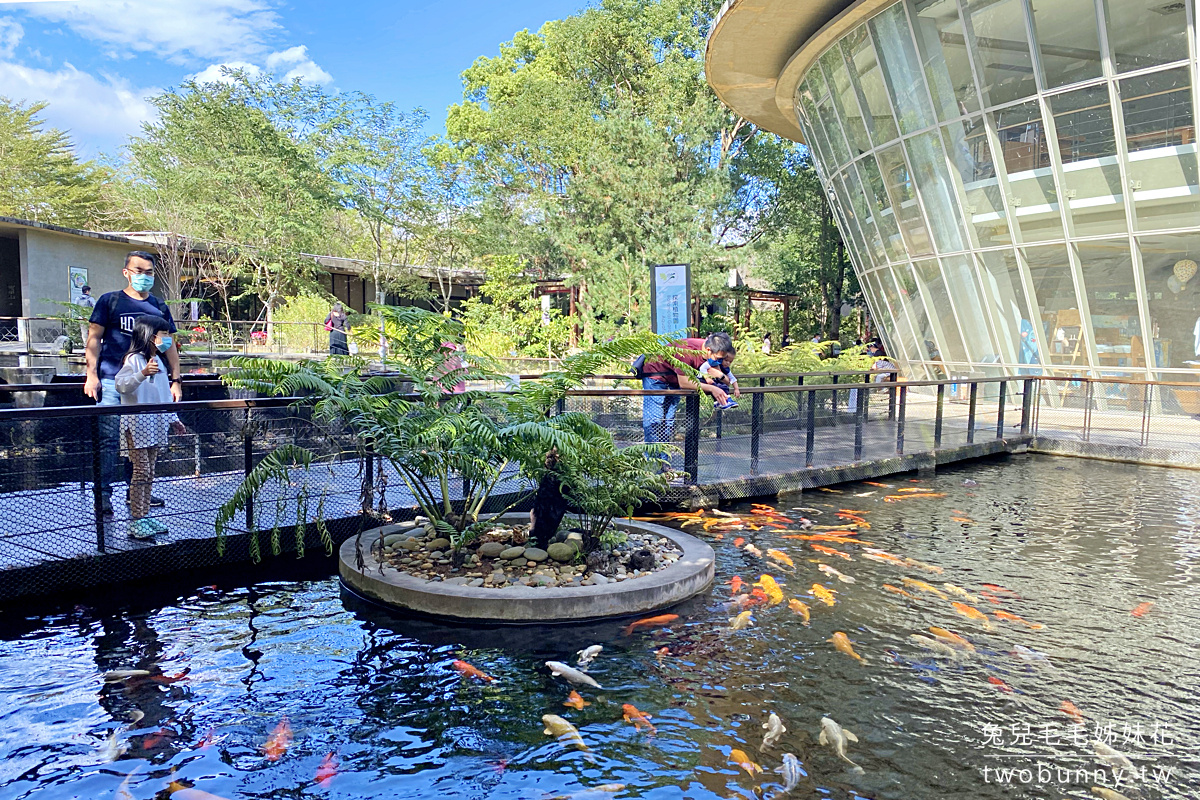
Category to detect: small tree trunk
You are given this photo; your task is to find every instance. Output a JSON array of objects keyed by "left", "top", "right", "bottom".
[{"left": 529, "top": 449, "right": 567, "bottom": 550}]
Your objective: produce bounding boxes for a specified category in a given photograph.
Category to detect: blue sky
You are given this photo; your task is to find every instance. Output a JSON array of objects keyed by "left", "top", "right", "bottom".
[{"left": 0, "top": 0, "right": 588, "bottom": 159}]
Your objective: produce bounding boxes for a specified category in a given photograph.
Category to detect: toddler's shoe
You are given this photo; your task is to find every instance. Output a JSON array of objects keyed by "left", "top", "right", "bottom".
[
  {"left": 714, "top": 398, "right": 739, "bottom": 410},
  {"left": 127, "top": 518, "right": 156, "bottom": 540},
  {"left": 145, "top": 518, "right": 170, "bottom": 535}
]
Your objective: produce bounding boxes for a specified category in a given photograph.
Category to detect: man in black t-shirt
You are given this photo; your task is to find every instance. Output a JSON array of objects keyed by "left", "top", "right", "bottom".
[{"left": 85, "top": 251, "right": 181, "bottom": 513}]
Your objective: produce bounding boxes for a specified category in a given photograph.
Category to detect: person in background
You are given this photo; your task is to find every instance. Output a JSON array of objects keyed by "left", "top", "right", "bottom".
[
  {"left": 85, "top": 252, "right": 181, "bottom": 514},
  {"left": 115, "top": 315, "right": 187, "bottom": 539},
  {"left": 780, "top": 334, "right": 791, "bottom": 349},
  {"left": 638, "top": 332, "right": 738, "bottom": 453},
  {"left": 325, "top": 303, "right": 349, "bottom": 355},
  {"left": 762, "top": 332, "right": 772, "bottom": 354}
]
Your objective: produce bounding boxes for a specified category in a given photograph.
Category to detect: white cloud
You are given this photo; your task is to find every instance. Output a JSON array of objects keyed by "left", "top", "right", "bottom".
[
  {"left": 17, "top": 0, "right": 280, "bottom": 63},
  {"left": 0, "top": 17, "right": 21, "bottom": 59},
  {"left": 264, "top": 44, "right": 330, "bottom": 84},
  {"left": 0, "top": 59, "right": 155, "bottom": 155},
  {"left": 193, "top": 45, "right": 332, "bottom": 87}
]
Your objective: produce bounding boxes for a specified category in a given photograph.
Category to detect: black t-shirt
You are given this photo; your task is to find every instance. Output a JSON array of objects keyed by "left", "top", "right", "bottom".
[{"left": 89, "top": 291, "right": 177, "bottom": 380}]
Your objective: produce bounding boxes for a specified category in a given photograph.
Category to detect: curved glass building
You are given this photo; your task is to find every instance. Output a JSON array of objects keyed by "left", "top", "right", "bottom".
[{"left": 708, "top": 0, "right": 1200, "bottom": 381}]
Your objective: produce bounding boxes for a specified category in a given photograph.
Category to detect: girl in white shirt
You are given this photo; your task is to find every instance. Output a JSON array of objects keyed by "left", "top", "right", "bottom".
[{"left": 115, "top": 315, "right": 182, "bottom": 539}]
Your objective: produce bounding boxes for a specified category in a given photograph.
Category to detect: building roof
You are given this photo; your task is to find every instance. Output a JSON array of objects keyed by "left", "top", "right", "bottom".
[{"left": 706, "top": 0, "right": 860, "bottom": 143}]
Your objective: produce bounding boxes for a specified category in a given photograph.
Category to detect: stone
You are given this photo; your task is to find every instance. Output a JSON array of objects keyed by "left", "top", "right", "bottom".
[
  {"left": 566, "top": 532, "right": 583, "bottom": 543},
  {"left": 398, "top": 539, "right": 421, "bottom": 552},
  {"left": 443, "top": 577, "right": 469, "bottom": 586},
  {"left": 427, "top": 538, "right": 451, "bottom": 552},
  {"left": 550, "top": 531, "right": 568, "bottom": 544},
  {"left": 530, "top": 574, "right": 555, "bottom": 587},
  {"left": 524, "top": 547, "right": 548, "bottom": 562},
  {"left": 383, "top": 533, "right": 407, "bottom": 547},
  {"left": 490, "top": 571, "right": 506, "bottom": 584},
  {"left": 477, "top": 542, "right": 507, "bottom": 558},
  {"left": 590, "top": 573, "right": 609, "bottom": 586},
  {"left": 629, "top": 548, "right": 656, "bottom": 571},
  {"left": 499, "top": 546, "right": 526, "bottom": 560},
  {"left": 467, "top": 578, "right": 485, "bottom": 588},
  {"left": 547, "top": 542, "right": 577, "bottom": 563},
  {"left": 428, "top": 551, "right": 444, "bottom": 560}
]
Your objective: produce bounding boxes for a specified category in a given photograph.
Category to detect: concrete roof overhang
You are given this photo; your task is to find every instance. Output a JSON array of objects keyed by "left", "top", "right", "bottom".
[{"left": 706, "top": 0, "right": 890, "bottom": 143}]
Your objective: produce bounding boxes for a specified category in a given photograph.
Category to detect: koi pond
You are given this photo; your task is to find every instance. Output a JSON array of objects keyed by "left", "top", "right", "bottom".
[{"left": 1, "top": 454, "right": 1197, "bottom": 800}]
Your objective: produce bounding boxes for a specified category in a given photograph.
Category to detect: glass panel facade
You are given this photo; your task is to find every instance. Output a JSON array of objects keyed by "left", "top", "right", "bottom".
[{"left": 789, "top": 0, "right": 1200, "bottom": 379}]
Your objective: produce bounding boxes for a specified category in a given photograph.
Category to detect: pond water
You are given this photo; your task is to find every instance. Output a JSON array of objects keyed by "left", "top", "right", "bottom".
[{"left": 1, "top": 453, "right": 1198, "bottom": 800}]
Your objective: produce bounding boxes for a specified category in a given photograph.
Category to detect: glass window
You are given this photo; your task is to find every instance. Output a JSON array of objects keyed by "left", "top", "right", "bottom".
[
  {"left": 841, "top": 24, "right": 901, "bottom": 146},
  {"left": 891, "top": 262, "right": 948, "bottom": 375},
  {"left": 822, "top": 48, "right": 872, "bottom": 157},
  {"left": 827, "top": 171, "right": 874, "bottom": 271},
  {"left": 1023, "top": 244, "right": 1084, "bottom": 366},
  {"left": 856, "top": 156, "right": 909, "bottom": 262},
  {"left": 913, "top": 258, "right": 970, "bottom": 362},
  {"left": 909, "top": 0, "right": 981, "bottom": 122},
  {"left": 1140, "top": 233, "right": 1200, "bottom": 369},
  {"left": 1074, "top": 240, "right": 1146, "bottom": 372},
  {"left": 940, "top": 254, "right": 999, "bottom": 360},
  {"left": 905, "top": 130, "right": 969, "bottom": 253},
  {"left": 993, "top": 101, "right": 1064, "bottom": 242},
  {"left": 876, "top": 144, "right": 935, "bottom": 256},
  {"left": 1050, "top": 86, "right": 1126, "bottom": 236},
  {"left": 797, "top": 80, "right": 839, "bottom": 177},
  {"left": 808, "top": 64, "right": 852, "bottom": 166},
  {"left": 975, "top": 249, "right": 1039, "bottom": 366},
  {"left": 869, "top": 268, "right": 925, "bottom": 365},
  {"left": 1121, "top": 68, "right": 1200, "bottom": 231},
  {"left": 1029, "top": 0, "right": 1102, "bottom": 89},
  {"left": 835, "top": 168, "right": 887, "bottom": 265},
  {"left": 1102, "top": 0, "right": 1189, "bottom": 74},
  {"left": 870, "top": 4, "right": 937, "bottom": 134},
  {"left": 962, "top": 0, "right": 1038, "bottom": 107},
  {"left": 941, "top": 119, "right": 1011, "bottom": 247}
]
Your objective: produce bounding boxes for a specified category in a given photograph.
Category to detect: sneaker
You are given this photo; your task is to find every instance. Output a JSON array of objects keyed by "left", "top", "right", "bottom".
[
  {"left": 127, "top": 519, "right": 156, "bottom": 540},
  {"left": 145, "top": 518, "right": 170, "bottom": 534},
  {"left": 714, "top": 399, "right": 739, "bottom": 410}
]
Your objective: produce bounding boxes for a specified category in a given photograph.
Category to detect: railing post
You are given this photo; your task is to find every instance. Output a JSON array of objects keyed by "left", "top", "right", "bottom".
[
  {"left": 750, "top": 379, "right": 764, "bottom": 474},
  {"left": 896, "top": 385, "right": 907, "bottom": 455},
  {"left": 684, "top": 392, "right": 700, "bottom": 484},
  {"left": 555, "top": 398, "right": 566, "bottom": 416},
  {"left": 887, "top": 371, "right": 897, "bottom": 420},
  {"left": 1083, "top": 379, "right": 1094, "bottom": 442},
  {"left": 715, "top": 408, "right": 723, "bottom": 439},
  {"left": 796, "top": 375, "right": 805, "bottom": 429},
  {"left": 805, "top": 387, "right": 816, "bottom": 467},
  {"left": 1021, "top": 378, "right": 1034, "bottom": 435},
  {"left": 91, "top": 415, "right": 105, "bottom": 553},
  {"left": 1140, "top": 383, "right": 1152, "bottom": 446},
  {"left": 996, "top": 380, "right": 1006, "bottom": 438},
  {"left": 935, "top": 383, "right": 945, "bottom": 448},
  {"left": 853, "top": 382, "right": 866, "bottom": 461},
  {"left": 365, "top": 444, "right": 376, "bottom": 514},
  {"left": 243, "top": 419, "right": 255, "bottom": 533},
  {"left": 967, "top": 382, "right": 978, "bottom": 444},
  {"left": 831, "top": 374, "right": 839, "bottom": 420}
]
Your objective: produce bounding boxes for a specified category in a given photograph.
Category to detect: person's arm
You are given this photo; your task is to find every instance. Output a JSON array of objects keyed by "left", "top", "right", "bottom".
[
  {"left": 84, "top": 322, "right": 105, "bottom": 400},
  {"left": 728, "top": 370, "right": 741, "bottom": 398},
  {"left": 115, "top": 355, "right": 152, "bottom": 395},
  {"left": 165, "top": 344, "right": 183, "bottom": 402},
  {"left": 678, "top": 374, "right": 729, "bottom": 405}
]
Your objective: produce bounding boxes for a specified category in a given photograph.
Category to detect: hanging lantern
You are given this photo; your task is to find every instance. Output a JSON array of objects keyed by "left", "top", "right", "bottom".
[{"left": 1174, "top": 259, "right": 1197, "bottom": 286}]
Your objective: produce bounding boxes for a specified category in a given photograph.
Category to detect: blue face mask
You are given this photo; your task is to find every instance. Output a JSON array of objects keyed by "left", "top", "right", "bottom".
[
  {"left": 130, "top": 273, "right": 154, "bottom": 292},
  {"left": 156, "top": 336, "right": 173, "bottom": 353}
]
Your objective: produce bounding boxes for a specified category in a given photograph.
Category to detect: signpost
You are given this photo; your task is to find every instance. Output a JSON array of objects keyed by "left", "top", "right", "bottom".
[{"left": 649, "top": 263, "right": 690, "bottom": 336}]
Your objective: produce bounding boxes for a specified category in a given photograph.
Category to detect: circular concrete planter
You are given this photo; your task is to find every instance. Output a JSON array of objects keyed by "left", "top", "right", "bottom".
[{"left": 339, "top": 514, "right": 715, "bottom": 623}]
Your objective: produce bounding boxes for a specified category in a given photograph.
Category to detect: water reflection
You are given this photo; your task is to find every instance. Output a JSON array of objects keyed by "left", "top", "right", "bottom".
[{"left": 0, "top": 455, "right": 1197, "bottom": 799}]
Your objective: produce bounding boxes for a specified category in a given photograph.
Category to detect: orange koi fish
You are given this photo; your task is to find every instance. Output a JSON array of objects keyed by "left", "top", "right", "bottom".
[
  {"left": 902, "top": 557, "right": 944, "bottom": 575},
  {"left": 622, "top": 704, "right": 657, "bottom": 735},
  {"left": 150, "top": 668, "right": 190, "bottom": 685},
  {"left": 817, "top": 487, "right": 843, "bottom": 493},
  {"left": 141, "top": 726, "right": 174, "bottom": 750},
  {"left": 898, "top": 487, "right": 935, "bottom": 493},
  {"left": 883, "top": 493, "right": 947, "bottom": 502},
  {"left": 315, "top": 752, "right": 338, "bottom": 788},
  {"left": 654, "top": 646, "right": 670, "bottom": 663},
  {"left": 563, "top": 691, "right": 591, "bottom": 710},
  {"left": 928, "top": 627, "right": 975, "bottom": 653},
  {"left": 829, "top": 632, "right": 865, "bottom": 662},
  {"left": 810, "top": 543, "right": 852, "bottom": 561},
  {"left": 950, "top": 516, "right": 974, "bottom": 524},
  {"left": 811, "top": 584, "right": 837, "bottom": 606},
  {"left": 980, "top": 583, "right": 1020, "bottom": 598},
  {"left": 978, "top": 590, "right": 1003, "bottom": 605},
  {"left": 863, "top": 481, "right": 892, "bottom": 488},
  {"left": 198, "top": 728, "right": 217, "bottom": 749},
  {"left": 788, "top": 598, "right": 811, "bottom": 624},
  {"left": 754, "top": 574, "right": 785, "bottom": 606},
  {"left": 733, "top": 537, "right": 745, "bottom": 548},
  {"left": 263, "top": 718, "right": 292, "bottom": 761},
  {"left": 766, "top": 549, "right": 795, "bottom": 568},
  {"left": 1060, "top": 700, "right": 1085, "bottom": 724},
  {"left": 452, "top": 659, "right": 496, "bottom": 683},
  {"left": 622, "top": 614, "right": 679, "bottom": 636},
  {"left": 902, "top": 578, "right": 948, "bottom": 599},
  {"left": 788, "top": 535, "right": 873, "bottom": 546},
  {"left": 952, "top": 601, "right": 993, "bottom": 629},
  {"left": 882, "top": 584, "right": 913, "bottom": 598},
  {"left": 863, "top": 550, "right": 906, "bottom": 566},
  {"left": 729, "top": 748, "right": 763, "bottom": 775},
  {"left": 729, "top": 576, "right": 745, "bottom": 595},
  {"left": 987, "top": 676, "right": 1013, "bottom": 693},
  {"left": 1130, "top": 602, "right": 1154, "bottom": 617},
  {"left": 993, "top": 610, "right": 1045, "bottom": 630},
  {"left": 713, "top": 533, "right": 724, "bottom": 540},
  {"left": 745, "top": 587, "right": 769, "bottom": 606}
]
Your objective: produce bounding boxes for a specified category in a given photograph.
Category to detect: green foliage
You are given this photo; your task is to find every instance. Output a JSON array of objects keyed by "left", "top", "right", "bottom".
[
  {"left": 39, "top": 299, "right": 92, "bottom": 350},
  {"left": 460, "top": 255, "right": 571, "bottom": 358},
  {"left": 0, "top": 98, "right": 116, "bottom": 228},
  {"left": 273, "top": 292, "right": 334, "bottom": 351}
]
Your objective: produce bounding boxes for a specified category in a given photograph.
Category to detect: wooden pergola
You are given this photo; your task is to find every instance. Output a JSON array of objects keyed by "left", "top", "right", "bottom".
[{"left": 692, "top": 287, "right": 801, "bottom": 341}]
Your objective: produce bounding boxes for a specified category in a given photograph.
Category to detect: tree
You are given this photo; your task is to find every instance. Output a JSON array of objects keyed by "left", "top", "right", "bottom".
[
  {"left": 460, "top": 254, "right": 570, "bottom": 358},
  {"left": 0, "top": 98, "right": 115, "bottom": 228},
  {"left": 126, "top": 77, "right": 337, "bottom": 327}
]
